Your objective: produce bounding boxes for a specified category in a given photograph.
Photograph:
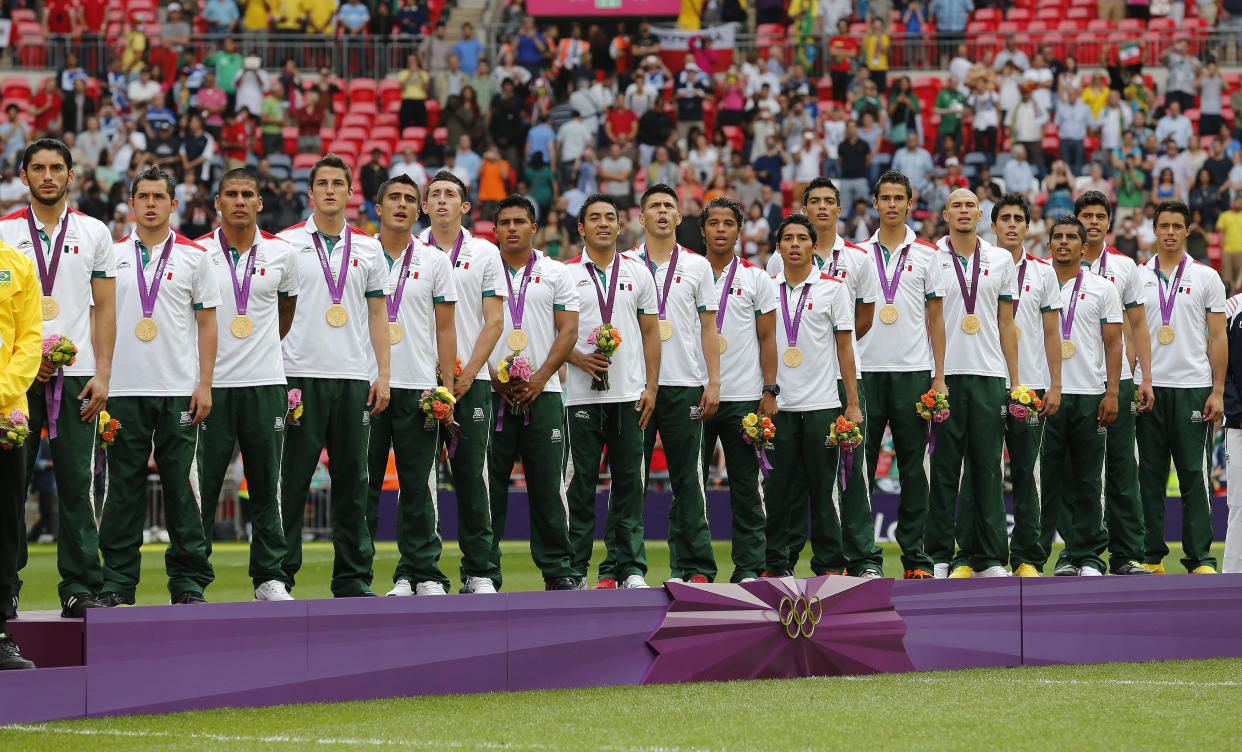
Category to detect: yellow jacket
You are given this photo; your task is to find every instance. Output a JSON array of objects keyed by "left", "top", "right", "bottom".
[{"left": 0, "top": 241, "right": 41, "bottom": 417}]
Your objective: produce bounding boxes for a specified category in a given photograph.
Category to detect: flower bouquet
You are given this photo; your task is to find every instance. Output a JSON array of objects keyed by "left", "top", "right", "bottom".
[
  {"left": 437, "top": 358, "right": 464, "bottom": 386},
  {"left": 496, "top": 351, "right": 534, "bottom": 429},
  {"left": 587, "top": 324, "right": 621, "bottom": 391},
  {"left": 98, "top": 410, "right": 120, "bottom": 449},
  {"left": 1008, "top": 385, "right": 1043, "bottom": 423},
  {"left": 828, "top": 415, "right": 864, "bottom": 489},
  {"left": 421, "top": 386, "right": 461, "bottom": 457},
  {"left": 287, "top": 388, "right": 304, "bottom": 426},
  {"left": 741, "top": 412, "right": 776, "bottom": 477},
  {"left": 41, "top": 334, "right": 77, "bottom": 439},
  {"left": 0, "top": 409, "right": 30, "bottom": 450},
  {"left": 916, "top": 388, "right": 950, "bottom": 452}
]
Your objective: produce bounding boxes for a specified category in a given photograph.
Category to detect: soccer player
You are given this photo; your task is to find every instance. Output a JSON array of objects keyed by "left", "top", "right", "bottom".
[
  {"left": 278, "top": 154, "right": 390, "bottom": 598},
  {"left": 768, "top": 177, "right": 883, "bottom": 578},
  {"left": 366, "top": 175, "right": 459, "bottom": 597},
  {"left": 1039, "top": 216, "right": 1123, "bottom": 576},
  {"left": 486, "top": 195, "right": 579, "bottom": 591},
  {"left": 195, "top": 168, "right": 299, "bottom": 602},
  {"left": 98, "top": 166, "right": 219, "bottom": 606},
  {"left": 1224, "top": 291, "right": 1242, "bottom": 574},
  {"left": 1136, "top": 200, "right": 1227, "bottom": 574},
  {"left": 925, "top": 188, "right": 1021, "bottom": 579},
  {"left": 564, "top": 194, "right": 661, "bottom": 589},
  {"left": 0, "top": 139, "right": 115, "bottom": 617},
  {"left": 417, "top": 171, "right": 506, "bottom": 594},
  {"left": 0, "top": 236, "right": 40, "bottom": 668},
  {"left": 621, "top": 184, "right": 720, "bottom": 584},
  {"left": 699, "top": 197, "right": 778, "bottom": 583},
  {"left": 857, "top": 171, "right": 947, "bottom": 579},
  {"left": 1075, "top": 191, "right": 1154, "bottom": 575},
  {"left": 763, "top": 214, "right": 862, "bottom": 578}
]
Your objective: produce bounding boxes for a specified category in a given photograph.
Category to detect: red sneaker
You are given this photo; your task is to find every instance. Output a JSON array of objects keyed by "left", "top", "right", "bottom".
[
  {"left": 687, "top": 575, "right": 710, "bottom": 584},
  {"left": 904, "top": 569, "right": 933, "bottom": 579},
  {"left": 759, "top": 571, "right": 775, "bottom": 578},
  {"left": 592, "top": 577, "right": 618, "bottom": 590}
]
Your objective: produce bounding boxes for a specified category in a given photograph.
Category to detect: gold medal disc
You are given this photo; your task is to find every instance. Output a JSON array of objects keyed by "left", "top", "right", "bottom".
[
  {"left": 782, "top": 346, "right": 803, "bottom": 368},
  {"left": 961, "top": 314, "right": 981, "bottom": 335},
  {"left": 658, "top": 319, "right": 673, "bottom": 341},
  {"left": 1156, "top": 325, "right": 1175, "bottom": 345},
  {"left": 1061, "top": 339, "right": 1076, "bottom": 359},
  {"left": 878, "top": 304, "right": 899, "bottom": 324},
  {"left": 230, "top": 315, "right": 253, "bottom": 339},
  {"left": 326, "top": 304, "right": 348, "bottom": 327},
  {"left": 135, "top": 317, "right": 158, "bottom": 341},
  {"left": 388, "top": 321, "right": 404, "bottom": 345},
  {"left": 717, "top": 333, "right": 728, "bottom": 354},
  {"left": 41, "top": 296, "right": 59, "bottom": 320},
  {"left": 507, "top": 330, "right": 529, "bottom": 351}
]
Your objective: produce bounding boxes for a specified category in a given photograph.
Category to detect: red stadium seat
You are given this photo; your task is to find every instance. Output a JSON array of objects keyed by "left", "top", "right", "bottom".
[
  {"left": 1086, "top": 19, "right": 1114, "bottom": 31},
  {"left": 337, "top": 127, "right": 368, "bottom": 142},
  {"left": 1035, "top": 7, "right": 1060, "bottom": 20},
  {"left": 1, "top": 77, "right": 30, "bottom": 100},
  {"left": 371, "top": 126, "right": 400, "bottom": 145},
  {"left": 1007, "top": 8, "right": 1031, "bottom": 22},
  {"left": 432, "top": 126, "right": 447, "bottom": 144},
  {"left": 425, "top": 99, "right": 440, "bottom": 129},
  {"left": 340, "top": 113, "right": 371, "bottom": 129},
  {"left": 721, "top": 125, "right": 744, "bottom": 152},
  {"left": 348, "top": 101, "right": 378, "bottom": 116},
  {"left": 472, "top": 221, "right": 496, "bottom": 243},
  {"left": 401, "top": 126, "right": 428, "bottom": 141},
  {"left": 360, "top": 141, "right": 390, "bottom": 159},
  {"left": 394, "top": 139, "right": 423, "bottom": 154},
  {"left": 1066, "top": 7, "right": 1091, "bottom": 19},
  {"left": 292, "top": 153, "right": 320, "bottom": 169},
  {"left": 282, "top": 126, "right": 299, "bottom": 155},
  {"left": 375, "top": 113, "right": 399, "bottom": 129},
  {"left": 10, "top": 9, "right": 35, "bottom": 23},
  {"left": 347, "top": 78, "right": 378, "bottom": 104},
  {"left": 973, "top": 8, "right": 1001, "bottom": 23}
]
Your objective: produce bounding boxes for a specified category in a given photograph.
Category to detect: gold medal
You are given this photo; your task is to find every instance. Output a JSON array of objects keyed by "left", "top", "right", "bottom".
[
  {"left": 1061, "top": 339, "right": 1076, "bottom": 359},
  {"left": 230, "top": 315, "right": 253, "bottom": 339},
  {"left": 1156, "top": 325, "right": 1175, "bottom": 345},
  {"left": 507, "top": 329, "right": 529, "bottom": 351},
  {"left": 717, "top": 333, "right": 728, "bottom": 354},
  {"left": 326, "top": 304, "right": 348, "bottom": 327},
  {"left": 135, "top": 317, "right": 158, "bottom": 341},
  {"left": 782, "top": 346, "right": 803, "bottom": 368},
  {"left": 878, "top": 303, "right": 899, "bottom": 324},
  {"left": 961, "top": 314, "right": 981, "bottom": 335},
  {"left": 389, "top": 321, "right": 404, "bottom": 345},
  {"left": 658, "top": 319, "right": 673, "bottom": 341},
  {"left": 41, "top": 296, "right": 59, "bottom": 320}
]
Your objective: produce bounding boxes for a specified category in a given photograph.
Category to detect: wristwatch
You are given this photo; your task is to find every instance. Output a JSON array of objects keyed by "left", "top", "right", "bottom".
[{"left": 762, "top": 384, "right": 780, "bottom": 397}]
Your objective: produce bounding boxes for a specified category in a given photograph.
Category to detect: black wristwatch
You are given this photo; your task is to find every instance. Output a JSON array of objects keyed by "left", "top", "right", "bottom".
[{"left": 762, "top": 384, "right": 780, "bottom": 397}]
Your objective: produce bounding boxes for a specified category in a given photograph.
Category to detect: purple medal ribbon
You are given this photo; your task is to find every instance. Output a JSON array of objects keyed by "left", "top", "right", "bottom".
[
  {"left": 1059, "top": 267, "right": 1085, "bottom": 341},
  {"left": 827, "top": 245, "right": 842, "bottom": 278},
  {"left": 756, "top": 444, "right": 773, "bottom": 477},
  {"left": 779, "top": 282, "right": 812, "bottom": 349},
  {"left": 218, "top": 229, "right": 258, "bottom": 316},
  {"left": 29, "top": 210, "right": 71, "bottom": 439},
  {"left": 503, "top": 251, "right": 536, "bottom": 334},
  {"left": 840, "top": 448, "right": 855, "bottom": 491},
  {"left": 430, "top": 229, "right": 466, "bottom": 266},
  {"left": 949, "top": 239, "right": 982, "bottom": 316},
  {"left": 134, "top": 235, "right": 175, "bottom": 319},
  {"left": 642, "top": 243, "right": 680, "bottom": 324},
  {"left": 714, "top": 257, "right": 739, "bottom": 335},
  {"left": 310, "top": 228, "right": 353, "bottom": 306},
  {"left": 1154, "top": 254, "right": 1188, "bottom": 329},
  {"left": 1012, "top": 256, "right": 1028, "bottom": 318},
  {"left": 386, "top": 240, "right": 416, "bottom": 323},
  {"left": 874, "top": 243, "right": 911, "bottom": 307},
  {"left": 589, "top": 253, "right": 621, "bottom": 323}
]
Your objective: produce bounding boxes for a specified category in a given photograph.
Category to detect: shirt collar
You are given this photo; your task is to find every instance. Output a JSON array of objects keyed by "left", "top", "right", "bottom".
[
  {"left": 29, "top": 205, "right": 69, "bottom": 235},
  {"left": 869, "top": 224, "right": 917, "bottom": 253}
]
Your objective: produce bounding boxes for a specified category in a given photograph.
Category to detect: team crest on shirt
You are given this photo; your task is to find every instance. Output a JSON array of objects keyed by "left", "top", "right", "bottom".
[
  {"left": 576, "top": 280, "right": 591, "bottom": 288},
  {"left": 0, "top": 270, "right": 9, "bottom": 287}
]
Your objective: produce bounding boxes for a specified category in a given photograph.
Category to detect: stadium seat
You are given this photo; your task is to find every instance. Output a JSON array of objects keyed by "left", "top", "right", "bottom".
[
  {"left": 10, "top": 8, "right": 35, "bottom": 23},
  {"left": 282, "top": 126, "right": 299, "bottom": 155},
  {"left": 472, "top": 221, "right": 496, "bottom": 243},
  {"left": 401, "top": 126, "right": 428, "bottom": 141},
  {"left": 1007, "top": 8, "right": 1032, "bottom": 22},
  {"left": 360, "top": 140, "right": 391, "bottom": 157},
  {"left": 337, "top": 127, "right": 369, "bottom": 143},
  {"left": 432, "top": 126, "right": 447, "bottom": 144},
  {"left": 1, "top": 77, "right": 30, "bottom": 100},
  {"left": 347, "top": 78, "right": 378, "bottom": 105},
  {"left": 375, "top": 113, "right": 399, "bottom": 129},
  {"left": 1066, "top": 7, "right": 1091, "bottom": 19},
  {"left": 340, "top": 113, "right": 371, "bottom": 129},
  {"left": 973, "top": 8, "right": 1001, "bottom": 23}
]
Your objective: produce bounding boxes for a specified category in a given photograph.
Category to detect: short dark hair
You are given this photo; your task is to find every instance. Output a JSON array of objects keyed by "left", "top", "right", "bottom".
[
  {"left": 802, "top": 177, "right": 840, "bottom": 207},
  {"left": 1154, "top": 199, "right": 1192, "bottom": 227},
  {"left": 494, "top": 193, "right": 537, "bottom": 224},
  {"left": 1074, "top": 190, "right": 1113, "bottom": 220},
  {"left": 640, "top": 183, "right": 679, "bottom": 211},
  {"left": 131, "top": 165, "right": 175, "bottom": 199},
  {"left": 991, "top": 192, "right": 1031, "bottom": 224},
  {"left": 874, "top": 170, "right": 912, "bottom": 200},
  {"left": 376, "top": 174, "right": 420, "bottom": 205},
  {"left": 699, "top": 197, "right": 743, "bottom": 229},
  {"left": 21, "top": 138, "right": 73, "bottom": 173},
  {"left": 425, "top": 170, "right": 469, "bottom": 203},
  {"left": 776, "top": 213, "right": 817, "bottom": 246},
  {"left": 1048, "top": 215, "right": 1088, "bottom": 243},
  {"left": 217, "top": 168, "right": 259, "bottom": 196},
  {"left": 310, "top": 154, "right": 353, "bottom": 187},
  {"left": 578, "top": 193, "right": 619, "bottom": 226}
]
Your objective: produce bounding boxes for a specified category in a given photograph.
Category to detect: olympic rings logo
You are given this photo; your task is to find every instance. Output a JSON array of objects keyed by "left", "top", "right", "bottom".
[{"left": 778, "top": 595, "right": 823, "bottom": 639}]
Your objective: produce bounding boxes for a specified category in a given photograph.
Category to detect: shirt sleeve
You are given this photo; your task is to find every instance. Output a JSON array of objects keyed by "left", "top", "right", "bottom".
[
  {"left": 753, "top": 270, "right": 778, "bottom": 315},
  {"left": 433, "top": 252, "right": 459, "bottom": 303},
  {"left": 1205, "top": 267, "right": 1227, "bottom": 313},
  {"left": 1039, "top": 265, "right": 1062, "bottom": 311},
  {"left": 998, "top": 250, "right": 1018, "bottom": 301},
  {"left": 191, "top": 251, "right": 222, "bottom": 309},
  {"left": 552, "top": 264, "right": 579, "bottom": 312},
  {"left": 764, "top": 252, "right": 782, "bottom": 276},
  {"left": 694, "top": 260, "right": 717, "bottom": 312},
  {"left": 364, "top": 243, "right": 387, "bottom": 296},
  {"left": 277, "top": 242, "right": 300, "bottom": 296},
  {"left": 924, "top": 248, "right": 947, "bottom": 299},
  {"left": 1120, "top": 261, "right": 1142, "bottom": 308},
  {"left": 854, "top": 249, "right": 880, "bottom": 304},
  {"left": 483, "top": 249, "right": 506, "bottom": 299},
  {"left": 829, "top": 278, "right": 854, "bottom": 333},
  {"left": 1101, "top": 280, "right": 1124, "bottom": 324},
  {"left": 0, "top": 254, "right": 42, "bottom": 413},
  {"left": 635, "top": 264, "right": 658, "bottom": 314},
  {"left": 92, "top": 223, "right": 118, "bottom": 278}
]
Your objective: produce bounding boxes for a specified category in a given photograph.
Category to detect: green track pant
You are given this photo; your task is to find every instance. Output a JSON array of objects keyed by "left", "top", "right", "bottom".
[
  {"left": 566, "top": 401, "right": 646, "bottom": 581},
  {"left": 19, "top": 376, "right": 101, "bottom": 600},
  {"left": 279, "top": 377, "right": 372, "bottom": 597},
  {"left": 441, "top": 380, "right": 495, "bottom": 587},
  {"left": 99, "top": 396, "right": 210, "bottom": 598},
  {"left": 365, "top": 387, "right": 446, "bottom": 588},
  {"left": 1103, "top": 379, "right": 1146, "bottom": 571},
  {"left": 643, "top": 386, "right": 713, "bottom": 581},
  {"left": 488, "top": 391, "right": 574, "bottom": 587},
  {"left": 198, "top": 385, "right": 288, "bottom": 589},
  {"left": 926, "top": 374, "right": 1008, "bottom": 571},
  {"left": 1038, "top": 393, "right": 1108, "bottom": 573},
  {"left": 700, "top": 400, "right": 766, "bottom": 582},
  {"left": 1138, "top": 386, "right": 1216, "bottom": 571},
  {"left": 863, "top": 370, "right": 934, "bottom": 572},
  {"left": 763, "top": 408, "right": 845, "bottom": 576}
]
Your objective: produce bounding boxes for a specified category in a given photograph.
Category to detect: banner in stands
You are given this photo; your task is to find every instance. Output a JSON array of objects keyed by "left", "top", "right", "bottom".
[
  {"left": 527, "top": 0, "right": 679, "bottom": 15},
  {"left": 650, "top": 22, "right": 738, "bottom": 51}
]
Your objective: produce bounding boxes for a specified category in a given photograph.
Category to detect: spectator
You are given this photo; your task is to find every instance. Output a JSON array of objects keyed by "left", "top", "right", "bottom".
[
  {"left": 162, "top": 3, "right": 191, "bottom": 56},
  {"left": 424, "top": 21, "right": 455, "bottom": 75},
  {"left": 742, "top": 201, "right": 770, "bottom": 261},
  {"left": 827, "top": 20, "right": 859, "bottom": 103},
  {"left": 1095, "top": 89, "right": 1131, "bottom": 156},
  {"left": 934, "top": 75, "right": 968, "bottom": 154},
  {"left": 397, "top": 55, "right": 430, "bottom": 130},
  {"left": 468, "top": 61, "right": 498, "bottom": 117},
  {"left": 535, "top": 208, "right": 565, "bottom": 259},
  {"left": 1206, "top": 140, "right": 1233, "bottom": 187},
  {"left": 1218, "top": 194, "right": 1242, "bottom": 289},
  {"left": 887, "top": 76, "right": 921, "bottom": 146},
  {"left": 195, "top": 72, "right": 228, "bottom": 136},
  {"left": 1155, "top": 100, "right": 1195, "bottom": 150},
  {"left": 30, "top": 79, "right": 63, "bottom": 138},
  {"left": 397, "top": 0, "right": 429, "bottom": 35},
  {"left": 603, "top": 93, "right": 638, "bottom": 151},
  {"left": 220, "top": 109, "right": 250, "bottom": 170},
  {"left": 370, "top": 1, "right": 395, "bottom": 40},
  {"left": 0, "top": 165, "right": 25, "bottom": 211},
  {"left": 515, "top": 17, "right": 548, "bottom": 78},
  {"left": 1189, "top": 168, "right": 1225, "bottom": 231},
  {"left": 234, "top": 58, "right": 269, "bottom": 118},
  {"left": 1055, "top": 86, "right": 1092, "bottom": 175},
  {"left": 77, "top": 115, "right": 108, "bottom": 170},
  {"left": 454, "top": 134, "right": 482, "bottom": 187},
  {"left": 752, "top": 135, "right": 785, "bottom": 192},
  {"left": 993, "top": 36, "right": 1030, "bottom": 72},
  {"left": 1022, "top": 53, "right": 1055, "bottom": 113},
  {"left": 494, "top": 50, "right": 532, "bottom": 90},
  {"left": 122, "top": 15, "right": 149, "bottom": 74},
  {"left": 295, "top": 90, "right": 324, "bottom": 153},
  {"left": 647, "top": 146, "right": 681, "bottom": 188},
  {"left": 554, "top": 23, "right": 592, "bottom": 85},
  {"left": 206, "top": 39, "right": 244, "bottom": 105},
  {"left": 268, "top": 179, "right": 306, "bottom": 233},
  {"left": 861, "top": 19, "right": 891, "bottom": 93},
  {"left": 1154, "top": 138, "right": 1192, "bottom": 195},
  {"left": 259, "top": 82, "right": 287, "bottom": 155},
  {"left": 929, "top": 0, "right": 973, "bottom": 65},
  {"left": 902, "top": 0, "right": 930, "bottom": 67},
  {"left": 203, "top": 0, "right": 241, "bottom": 35},
  {"left": 790, "top": 129, "right": 824, "bottom": 205},
  {"left": 434, "top": 55, "right": 468, "bottom": 107},
  {"left": 1053, "top": 51, "right": 1078, "bottom": 95},
  {"left": 523, "top": 152, "right": 557, "bottom": 215},
  {"left": 390, "top": 146, "right": 428, "bottom": 187},
  {"left": 149, "top": 122, "right": 183, "bottom": 178},
  {"left": 1078, "top": 161, "right": 1114, "bottom": 201},
  {"left": 61, "top": 78, "right": 95, "bottom": 137},
  {"left": 1007, "top": 84, "right": 1048, "bottom": 169},
  {"left": 970, "top": 74, "right": 1002, "bottom": 159},
  {"left": 127, "top": 68, "right": 163, "bottom": 110},
  {"left": 599, "top": 142, "right": 633, "bottom": 209},
  {"left": 923, "top": 169, "right": 951, "bottom": 216},
  {"left": 686, "top": 130, "right": 719, "bottom": 184},
  {"left": 180, "top": 114, "right": 216, "bottom": 184},
  {"left": 838, "top": 119, "right": 872, "bottom": 214},
  {"left": 476, "top": 146, "right": 510, "bottom": 219},
  {"left": 782, "top": 99, "right": 816, "bottom": 153},
  {"left": 673, "top": 55, "right": 714, "bottom": 144},
  {"left": 241, "top": 0, "right": 271, "bottom": 34},
  {"left": 1163, "top": 40, "right": 1200, "bottom": 114},
  {"left": 892, "top": 132, "right": 934, "bottom": 201},
  {"left": 1002, "top": 144, "right": 1037, "bottom": 196},
  {"left": 1152, "top": 167, "right": 1180, "bottom": 203},
  {"left": 454, "top": 23, "right": 484, "bottom": 76},
  {"left": 1199, "top": 60, "right": 1225, "bottom": 138}
]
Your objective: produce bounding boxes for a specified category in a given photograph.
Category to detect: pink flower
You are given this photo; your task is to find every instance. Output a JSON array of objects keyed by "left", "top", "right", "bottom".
[
  {"left": 587, "top": 328, "right": 599, "bottom": 346},
  {"left": 42, "top": 335, "right": 59, "bottom": 356},
  {"left": 933, "top": 410, "right": 950, "bottom": 423},
  {"left": 1008, "top": 403, "right": 1029, "bottom": 421},
  {"left": 10, "top": 410, "right": 27, "bottom": 426},
  {"left": 509, "top": 355, "right": 533, "bottom": 382},
  {"left": 287, "top": 389, "right": 302, "bottom": 410}
]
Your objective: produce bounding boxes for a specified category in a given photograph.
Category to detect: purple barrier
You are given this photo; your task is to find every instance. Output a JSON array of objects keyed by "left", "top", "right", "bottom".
[
  {"left": 890, "top": 579, "right": 1023, "bottom": 671},
  {"left": 0, "top": 666, "right": 87, "bottom": 725},
  {"left": 5, "top": 610, "right": 83, "bottom": 668}
]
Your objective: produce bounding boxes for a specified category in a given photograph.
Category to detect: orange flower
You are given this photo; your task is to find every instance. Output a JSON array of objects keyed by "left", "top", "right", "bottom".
[
  {"left": 1033, "top": 398, "right": 1043, "bottom": 409},
  {"left": 432, "top": 402, "right": 450, "bottom": 419},
  {"left": 921, "top": 394, "right": 935, "bottom": 408}
]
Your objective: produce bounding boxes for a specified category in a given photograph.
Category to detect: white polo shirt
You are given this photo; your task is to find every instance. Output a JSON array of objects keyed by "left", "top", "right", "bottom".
[
  {"left": 1011, "top": 253, "right": 1061, "bottom": 390},
  {"left": 622, "top": 244, "right": 717, "bottom": 387},
  {"left": 563, "top": 251, "right": 658, "bottom": 406},
  {"left": 418, "top": 226, "right": 507, "bottom": 382},
  {"left": 278, "top": 216, "right": 387, "bottom": 382},
  {"left": 195, "top": 229, "right": 299, "bottom": 388},
  {"left": 0, "top": 206, "right": 115, "bottom": 377},
  {"left": 702, "top": 257, "right": 778, "bottom": 402},
  {"left": 376, "top": 236, "right": 458, "bottom": 391},
  {"left": 772, "top": 270, "right": 853, "bottom": 412},
  {"left": 1137, "top": 254, "right": 1226, "bottom": 389},
  {"left": 857, "top": 227, "right": 946, "bottom": 373},
  {"left": 935, "top": 237, "right": 1018, "bottom": 380},
  {"left": 1058, "top": 269, "right": 1124, "bottom": 395},
  {"left": 1087, "top": 247, "right": 1143, "bottom": 381},
  {"left": 110, "top": 232, "right": 221, "bottom": 397},
  {"left": 488, "top": 249, "right": 578, "bottom": 394}
]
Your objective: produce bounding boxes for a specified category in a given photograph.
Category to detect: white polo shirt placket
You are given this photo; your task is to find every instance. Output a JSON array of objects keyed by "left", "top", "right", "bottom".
[
  {"left": 703, "top": 258, "right": 778, "bottom": 403},
  {"left": 622, "top": 244, "right": 717, "bottom": 387},
  {"left": 378, "top": 236, "right": 459, "bottom": 391},
  {"left": 488, "top": 250, "right": 578, "bottom": 394},
  {"left": 419, "top": 226, "right": 507, "bottom": 382}
]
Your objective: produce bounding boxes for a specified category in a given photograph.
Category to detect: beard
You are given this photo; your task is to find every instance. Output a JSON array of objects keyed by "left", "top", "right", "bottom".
[{"left": 31, "top": 183, "right": 67, "bottom": 206}]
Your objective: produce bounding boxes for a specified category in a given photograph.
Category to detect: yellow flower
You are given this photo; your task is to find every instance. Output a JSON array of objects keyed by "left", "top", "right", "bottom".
[
  {"left": 745, "top": 426, "right": 758, "bottom": 438},
  {"left": 742, "top": 413, "right": 758, "bottom": 427},
  {"left": 1010, "top": 390, "right": 1020, "bottom": 400},
  {"left": 293, "top": 405, "right": 304, "bottom": 420},
  {"left": 1019, "top": 393, "right": 1031, "bottom": 404},
  {"left": 498, "top": 368, "right": 510, "bottom": 383}
]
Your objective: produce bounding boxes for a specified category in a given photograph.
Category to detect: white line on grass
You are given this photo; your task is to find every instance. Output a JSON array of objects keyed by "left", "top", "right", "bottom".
[{"left": 831, "top": 676, "right": 1242, "bottom": 687}]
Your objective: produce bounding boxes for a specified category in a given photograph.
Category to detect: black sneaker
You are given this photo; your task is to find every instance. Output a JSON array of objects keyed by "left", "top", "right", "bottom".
[
  {"left": 61, "top": 593, "right": 103, "bottom": 618},
  {"left": 97, "top": 592, "right": 135, "bottom": 607},
  {"left": 3, "top": 593, "right": 16, "bottom": 620},
  {"left": 545, "top": 577, "right": 578, "bottom": 591},
  {"left": 1113, "top": 560, "right": 1152, "bottom": 575},
  {"left": 171, "top": 591, "right": 207, "bottom": 605},
  {"left": 0, "top": 637, "right": 35, "bottom": 670}
]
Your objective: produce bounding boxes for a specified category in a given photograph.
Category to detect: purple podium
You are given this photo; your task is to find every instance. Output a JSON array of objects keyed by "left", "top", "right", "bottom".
[{"left": 3, "top": 575, "right": 1242, "bottom": 726}]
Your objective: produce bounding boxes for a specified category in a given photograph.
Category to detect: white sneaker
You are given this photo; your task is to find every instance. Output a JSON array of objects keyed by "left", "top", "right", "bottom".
[
  {"left": 933, "top": 563, "right": 949, "bottom": 579},
  {"left": 665, "top": 577, "right": 685, "bottom": 584},
  {"left": 254, "top": 580, "right": 294, "bottom": 601},
  {"left": 620, "top": 575, "right": 650, "bottom": 589},
  {"left": 858, "top": 569, "right": 883, "bottom": 579},
  {"left": 976, "top": 566, "right": 1011, "bottom": 578},
  {"left": 414, "top": 581, "right": 447, "bottom": 595},
  {"left": 1079, "top": 566, "right": 1105, "bottom": 576},
  {"left": 466, "top": 576, "right": 497, "bottom": 594},
  {"left": 386, "top": 579, "right": 413, "bottom": 597},
  {"left": 739, "top": 577, "right": 758, "bottom": 583}
]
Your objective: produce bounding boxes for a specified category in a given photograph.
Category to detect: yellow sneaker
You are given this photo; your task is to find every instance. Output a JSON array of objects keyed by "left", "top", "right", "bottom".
[
  {"left": 1012, "top": 563, "right": 1041, "bottom": 577},
  {"left": 948, "top": 565, "right": 974, "bottom": 578},
  {"left": 1140, "top": 563, "right": 1166, "bottom": 574},
  {"left": 1191, "top": 565, "right": 1218, "bottom": 574}
]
